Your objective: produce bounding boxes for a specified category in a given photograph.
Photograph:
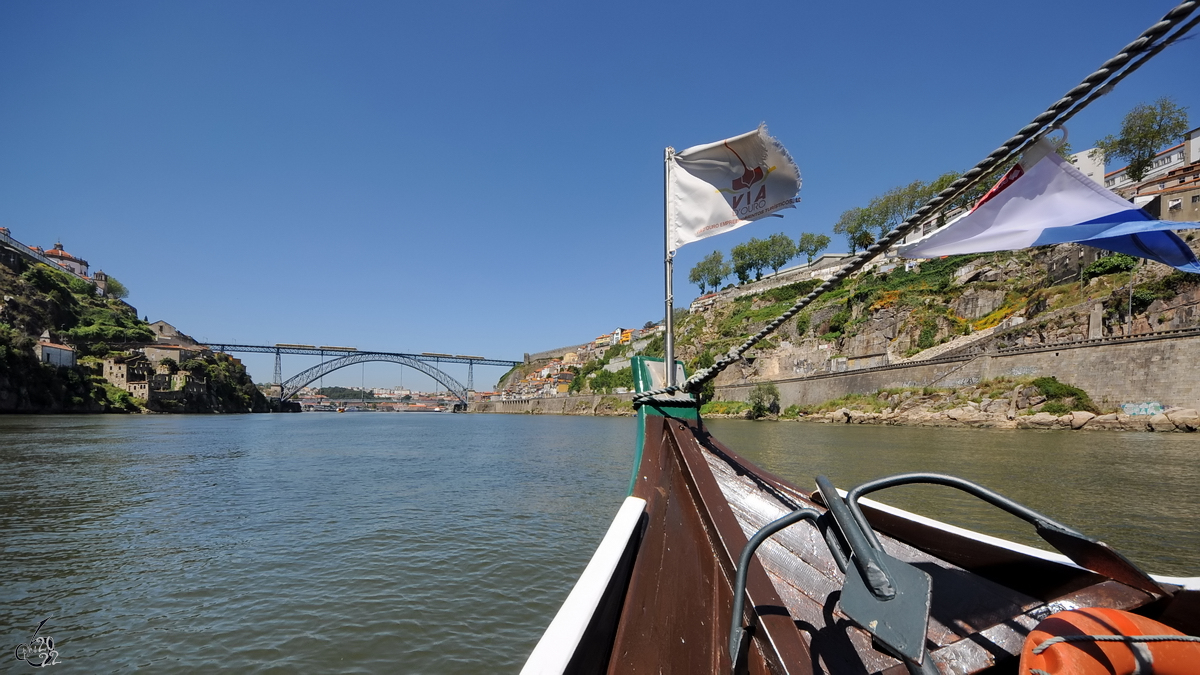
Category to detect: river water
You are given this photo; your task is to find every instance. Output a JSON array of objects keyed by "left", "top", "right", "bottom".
[{"left": 1, "top": 413, "right": 1196, "bottom": 673}]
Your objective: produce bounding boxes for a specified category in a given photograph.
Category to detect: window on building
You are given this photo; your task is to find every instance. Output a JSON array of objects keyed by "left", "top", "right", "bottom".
[
  {"left": 1192, "top": 195, "right": 1200, "bottom": 204},
  {"left": 1169, "top": 199, "right": 1182, "bottom": 211}
]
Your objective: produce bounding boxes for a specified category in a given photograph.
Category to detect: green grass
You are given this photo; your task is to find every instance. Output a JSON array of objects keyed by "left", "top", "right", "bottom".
[{"left": 700, "top": 400, "right": 751, "bottom": 415}]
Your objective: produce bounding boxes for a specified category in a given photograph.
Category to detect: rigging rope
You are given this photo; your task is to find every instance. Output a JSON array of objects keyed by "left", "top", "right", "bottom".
[{"left": 635, "top": 0, "right": 1200, "bottom": 404}]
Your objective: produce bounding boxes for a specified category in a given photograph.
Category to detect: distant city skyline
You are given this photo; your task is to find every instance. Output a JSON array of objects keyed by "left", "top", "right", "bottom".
[{"left": 2, "top": 1, "right": 1197, "bottom": 390}]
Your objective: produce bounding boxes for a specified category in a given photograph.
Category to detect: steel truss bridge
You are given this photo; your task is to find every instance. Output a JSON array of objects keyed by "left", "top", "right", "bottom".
[{"left": 204, "top": 344, "right": 521, "bottom": 407}]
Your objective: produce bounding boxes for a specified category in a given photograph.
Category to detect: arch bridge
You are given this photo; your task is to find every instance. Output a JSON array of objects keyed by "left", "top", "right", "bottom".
[
  {"left": 205, "top": 343, "right": 522, "bottom": 409},
  {"left": 281, "top": 353, "right": 470, "bottom": 405}
]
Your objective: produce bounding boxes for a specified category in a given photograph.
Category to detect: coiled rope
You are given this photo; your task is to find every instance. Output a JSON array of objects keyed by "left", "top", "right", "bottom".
[{"left": 634, "top": 1, "right": 1200, "bottom": 405}]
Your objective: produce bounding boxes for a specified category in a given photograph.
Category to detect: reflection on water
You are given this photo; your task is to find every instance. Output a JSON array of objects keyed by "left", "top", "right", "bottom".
[{"left": 0, "top": 414, "right": 1194, "bottom": 673}]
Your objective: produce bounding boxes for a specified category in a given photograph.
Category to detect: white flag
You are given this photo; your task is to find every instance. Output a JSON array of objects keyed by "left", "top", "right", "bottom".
[{"left": 668, "top": 124, "right": 801, "bottom": 252}]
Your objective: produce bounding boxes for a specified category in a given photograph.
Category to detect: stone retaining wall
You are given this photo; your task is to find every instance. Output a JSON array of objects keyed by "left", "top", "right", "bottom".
[
  {"left": 470, "top": 392, "right": 636, "bottom": 416},
  {"left": 717, "top": 331, "right": 1200, "bottom": 411}
]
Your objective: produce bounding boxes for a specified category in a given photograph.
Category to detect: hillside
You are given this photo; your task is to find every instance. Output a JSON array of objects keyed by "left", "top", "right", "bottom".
[
  {"left": 0, "top": 259, "right": 268, "bottom": 413},
  {"left": 679, "top": 242, "right": 1200, "bottom": 392}
]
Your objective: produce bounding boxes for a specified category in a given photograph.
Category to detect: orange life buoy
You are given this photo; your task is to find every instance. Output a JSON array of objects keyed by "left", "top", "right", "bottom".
[{"left": 1020, "top": 607, "right": 1200, "bottom": 675}]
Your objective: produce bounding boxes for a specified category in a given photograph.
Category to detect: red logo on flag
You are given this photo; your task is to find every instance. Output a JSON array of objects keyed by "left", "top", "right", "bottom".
[
  {"left": 726, "top": 141, "right": 765, "bottom": 191},
  {"left": 973, "top": 164, "right": 1024, "bottom": 211}
]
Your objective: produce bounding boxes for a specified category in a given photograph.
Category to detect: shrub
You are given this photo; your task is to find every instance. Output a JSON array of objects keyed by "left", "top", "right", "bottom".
[
  {"left": 1031, "top": 376, "right": 1096, "bottom": 412},
  {"left": 827, "top": 308, "right": 851, "bottom": 334},
  {"left": 1083, "top": 253, "right": 1138, "bottom": 281},
  {"left": 1040, "top": 401, "right": 1073, "bottom": 415},
  {"left": 641, "top": 333, "right": 664, "bottom": 358},
  {"left": 917, "top": 320, "right": 938, "bottom": 350},
  {"left": 748, "top": 382, "right": 781, "bottom": 419}
]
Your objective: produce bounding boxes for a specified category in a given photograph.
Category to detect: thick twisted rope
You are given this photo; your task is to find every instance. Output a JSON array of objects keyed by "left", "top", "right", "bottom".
[{"left": 635, "top": 0, "right": 1200, "bottom": 404}]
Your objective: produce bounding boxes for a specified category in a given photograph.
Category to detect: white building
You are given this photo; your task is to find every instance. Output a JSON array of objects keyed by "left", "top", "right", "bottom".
[
  {"left": 41, "top": 242, "right": 89, "bottom": 276},
  {"left": 1102, "top": 127, "right": 1200, "bottom": 194},
  {"left": 35, "top": 332, "right": 76, "bottom": 367}
]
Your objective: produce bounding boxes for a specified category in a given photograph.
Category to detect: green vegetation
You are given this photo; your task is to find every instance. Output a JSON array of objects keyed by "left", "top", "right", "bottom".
[
  {"left": 318, "top": 386, "right": 375, "bottom": 400},
  {"left": 689, "top": 251, "right": 731, "bottom": 294},
  {"left": 1127, "top": 270, "right": 1198, "bottom": 314},
  {"left": 104, "top": 275, "right": 130, "bottom": 299},
  {"left": 642, "top": 333, "right": 665, "bottom": 358},
  {"left": 763, "top": 233, "right": 797, "bottom": 275},
  {"left": 569, "top": 345, "right": 630, "bottom": 394},
  {"left": 14, "top": 264, "right": 154, "bottom": 356},
  {"left": 796, "top": 232, "right": 831, "bottom": 264},
  {"left": 0, "top": 262, "right": 160, "bottom": 411},
  {"left": 589, "top": 367, "right": 633, "bottom": 394},
  {"left": 699, "top": 400, "right": 751, "bottom": 416},
  {"left": 1083, "top": 253, "right": 1138, "bottom": 281},
  {"left": 597, "top": 396, "right": 634, "bottom": 413},
  {"left": 1031, "top": 376, "right": 1096, "bottom": 413},
  {"left": 747, "top": 382, "right": 780, "bottom": 419}
]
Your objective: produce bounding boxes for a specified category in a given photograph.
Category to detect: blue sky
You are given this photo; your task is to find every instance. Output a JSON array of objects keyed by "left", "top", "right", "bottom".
[{"left": 2, "top": 1, "right": 1198, "bottom": 390}]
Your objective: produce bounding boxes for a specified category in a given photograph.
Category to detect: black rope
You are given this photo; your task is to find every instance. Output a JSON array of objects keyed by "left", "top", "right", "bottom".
[
  {"left": 1032, "top": 633, "right": 1200, "bottom": 655},
  {"left": 634, "top": 1, "right": 1200, "bottom": 404}
]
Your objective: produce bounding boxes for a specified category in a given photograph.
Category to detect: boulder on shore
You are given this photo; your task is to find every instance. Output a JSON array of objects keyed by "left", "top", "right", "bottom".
[
  {"left": 1149, "top": 413, "right": 1177, "bottom": 433},
  {"left": 1165, "top": 408, "right": 1200, "bottom": 432},
  {"left": 1068, "top": 411, "right": 1096, "bottom": 430}
]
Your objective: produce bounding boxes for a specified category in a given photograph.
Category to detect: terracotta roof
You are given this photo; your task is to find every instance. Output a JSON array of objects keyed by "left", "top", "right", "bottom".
[{"left": 43, "top": 242, "right": 85, "bottom": 262}]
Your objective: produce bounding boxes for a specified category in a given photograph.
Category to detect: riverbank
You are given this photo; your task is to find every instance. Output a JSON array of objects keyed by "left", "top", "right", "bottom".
[
  {"left": 716, "top": 377, "right": 1200, "bottom": 432},
  {"left": 471, "top": 387, "right": 1200, "bottom": 433},
  {"left": 793, "top": 404, "right": 1199, "bottom": 432},
  {"left": 470, "top": 392, "right": 636, "bottom": 416}
]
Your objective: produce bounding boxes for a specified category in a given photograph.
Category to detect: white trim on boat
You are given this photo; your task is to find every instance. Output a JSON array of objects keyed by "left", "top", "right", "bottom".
[
  {"left": 855, "top": 494, "right": 1200, "bottom": 590},
  {"left": 521, "top": 496, "right": 646, "bottom": 675}
]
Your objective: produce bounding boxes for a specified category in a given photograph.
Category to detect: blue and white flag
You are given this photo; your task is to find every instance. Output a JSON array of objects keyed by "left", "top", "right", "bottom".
[
  {"left": 900, "top": 137, "right": 1200, "bottom": 272},
  {"left": 668, "top": 124, "right": 801, "bottom": 252}
]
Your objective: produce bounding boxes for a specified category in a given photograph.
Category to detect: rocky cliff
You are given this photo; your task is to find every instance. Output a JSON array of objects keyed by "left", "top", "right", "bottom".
[{"left": 677, "top": 243, "right": 1200, "bottom": 393}]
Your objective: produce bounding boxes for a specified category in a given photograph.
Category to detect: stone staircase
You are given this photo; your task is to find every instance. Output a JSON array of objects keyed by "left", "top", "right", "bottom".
[{"left": 900, "top": 324, "right": 1001, "bottom": 362}]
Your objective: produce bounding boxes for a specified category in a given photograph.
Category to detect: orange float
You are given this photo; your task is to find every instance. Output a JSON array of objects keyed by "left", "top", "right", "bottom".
[{"left": 1020, "top": 607, "right": 1200, "bottom": 675}]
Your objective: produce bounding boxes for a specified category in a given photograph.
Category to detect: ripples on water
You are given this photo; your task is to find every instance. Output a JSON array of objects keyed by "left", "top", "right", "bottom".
[
  {"left": 0, "top": 414, "right": 633, "bottom": 673},
  {"left": 1, "top": 414, "right": 1196, "bottom": 673}
]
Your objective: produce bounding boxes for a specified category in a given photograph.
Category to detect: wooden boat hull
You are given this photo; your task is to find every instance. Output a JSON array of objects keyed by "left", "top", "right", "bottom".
[{"left": 523, "top": 357, "right": 1199, "bottom": 674}]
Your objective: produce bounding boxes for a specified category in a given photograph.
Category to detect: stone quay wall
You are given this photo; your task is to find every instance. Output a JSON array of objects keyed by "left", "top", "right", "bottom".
[
  {"left": 470, "top": 392, "right": 636, "bottom": 416},
  {"left": 716, "top": 331, "right": 1200, "bottom": 412}
]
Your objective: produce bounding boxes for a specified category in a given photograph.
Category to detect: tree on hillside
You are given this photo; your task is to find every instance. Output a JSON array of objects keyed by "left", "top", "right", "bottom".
[
  {"left": 1094, "top": 98, "right": 1189, "bottom": 183},
  {"left": 105, "top": 276, "right": 129, "bottom": 300},
  {"left": 833, "top": 207, "right": 876, "bottom": 253},
  {"left": 688, "top": 250, "right": 730, "bottom": 294},
  {"left": 796, "top": 232, "right": 831, "bottom": 264},
  {"left": 763, "top": 233, "right": 797, "bottom": 275},
  {"left": 731, "top": 241, "right": 754, "bottom": 283},
  {"left": 751, "top": 237, "right": 774, "bottom": 280}
]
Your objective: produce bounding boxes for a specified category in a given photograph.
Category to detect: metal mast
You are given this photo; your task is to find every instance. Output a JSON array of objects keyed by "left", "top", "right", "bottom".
[{"left": 663, "top": 146, "right": 676, "bottom": 387}]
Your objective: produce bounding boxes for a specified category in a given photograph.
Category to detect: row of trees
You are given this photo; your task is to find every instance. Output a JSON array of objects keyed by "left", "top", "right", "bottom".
[
  {"left": 833, "top": 173, "right": 962, "bottom": 253},
  {"left": 687, "top": 98, "right": 1189, "bottom": 296},
  {"left": 688, "top": 231, "right": 831, "bottom": 294}
]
